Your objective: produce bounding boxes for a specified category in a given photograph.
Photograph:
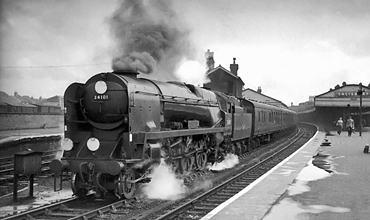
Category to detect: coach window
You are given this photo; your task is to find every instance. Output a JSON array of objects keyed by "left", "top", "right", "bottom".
[
  {"left": 265, "top": 112, "right": 267, "bottom": 122},
  {"left": 260, "top": 111, "right": 262, "bottom": 122},
  {"left": 258, "top": 111, "right": 261, "bottom": 122},
  {"left": 270, "top": 112, "right": 272, "bottom": 122},
  {"left": 261, "top": 111, "right": 263, "bottom": 122}
]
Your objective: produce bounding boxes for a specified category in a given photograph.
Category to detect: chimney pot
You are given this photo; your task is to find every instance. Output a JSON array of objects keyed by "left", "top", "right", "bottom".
[
  {"left": 230, "top": 58, "right": 239, "bottom": 75},
  {"left": 205, "top": 49, "right": 215, "bottom": 72},
  {"left": 257, "top": 86, "right": 262, "bottom": 93}
]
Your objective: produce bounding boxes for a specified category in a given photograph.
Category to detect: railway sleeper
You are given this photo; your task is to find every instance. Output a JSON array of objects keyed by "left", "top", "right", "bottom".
[
  {"left": 201, "top": 198, "right": 226, "bottom": 204},
  {"left": 45, "top": 209, "right": 78, "bottom": 217}
]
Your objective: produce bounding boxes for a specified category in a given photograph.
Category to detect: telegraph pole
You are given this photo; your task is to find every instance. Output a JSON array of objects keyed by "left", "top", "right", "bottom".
[{"left": 357, "top": 83, "right": 363, "bottom": 137}]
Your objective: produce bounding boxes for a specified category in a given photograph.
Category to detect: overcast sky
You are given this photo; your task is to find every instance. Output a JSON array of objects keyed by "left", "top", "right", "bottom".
[{"left": 1, "top": 0, "right": 369, "bottom": 105}]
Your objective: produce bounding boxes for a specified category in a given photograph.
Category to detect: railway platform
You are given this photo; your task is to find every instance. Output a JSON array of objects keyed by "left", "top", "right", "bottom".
[
  {"left": 202, "top": 128, "right": 370, "bottom": 220},
  {"left": 0, "top": 127, "right": 63, "bottom": 146}
]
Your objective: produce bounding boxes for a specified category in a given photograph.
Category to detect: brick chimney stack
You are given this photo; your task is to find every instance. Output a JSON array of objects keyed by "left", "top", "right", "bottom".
[
  {"left": 230, "top": 58, "right": 239, "bottom": 75},
  {"left": 257, "top": 86, "right": 262, "bottom": 93},
  {"left": 205, "top": 49, "right": 214, "bottom": 72}
]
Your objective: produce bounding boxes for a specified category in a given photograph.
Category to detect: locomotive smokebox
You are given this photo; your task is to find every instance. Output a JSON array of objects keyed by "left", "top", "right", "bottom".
[{"left": 112, "top": 69, "right": 139, "bottom": 78}]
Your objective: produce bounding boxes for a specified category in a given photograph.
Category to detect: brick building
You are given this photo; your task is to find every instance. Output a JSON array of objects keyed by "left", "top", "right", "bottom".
[{"left": 203, "top": 50, "right": 244, "bottom": 98}]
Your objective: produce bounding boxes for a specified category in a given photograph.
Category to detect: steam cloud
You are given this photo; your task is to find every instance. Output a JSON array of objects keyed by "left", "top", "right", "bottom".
[
  {"left": 141, "top": 159, "right": 187, "bottom": 200},
  {"left": 110, "top": 0, "right": 195, "bottom": 80},
  {"left": 208, "top": 153, "right": 239, "bottom": 171}
]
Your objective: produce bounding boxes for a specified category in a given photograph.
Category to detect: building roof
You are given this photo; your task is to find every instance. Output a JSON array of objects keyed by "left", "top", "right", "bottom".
[
  {"left": 315, "top": 84, "right": 370, "bottom": 97},
  {"left": 0, "top": 95, "right": 22, "bottom": 106},
  {"left": 243, "top": 88, "right": 288, "bottom": 108},
  {"left": 0, "top": 101, "right": 37, "bottom": 107},
  {"left": 289, "top": 104, "right": 316, "bottom": 114},
  {"left": 206, "top": 65, "right": 245, "bottom": 85},
  {"left": 35, "top": 101, "right": 61, "bottom": 107},
  {"left": 0, "top": 92, "right": 63, "bottom": 108},
  {"left": 46, "top": 95, "right": 62, "bottom": 102}
]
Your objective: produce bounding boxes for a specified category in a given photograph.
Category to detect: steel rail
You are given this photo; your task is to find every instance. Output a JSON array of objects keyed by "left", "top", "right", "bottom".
[{"left": 2, "top": 197, "right": 79, "bottom": 220}]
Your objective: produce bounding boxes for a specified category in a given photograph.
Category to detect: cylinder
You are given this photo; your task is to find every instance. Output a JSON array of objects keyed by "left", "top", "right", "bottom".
[{"left": 108, "top": 161, "right": 125, "bottom": 175}]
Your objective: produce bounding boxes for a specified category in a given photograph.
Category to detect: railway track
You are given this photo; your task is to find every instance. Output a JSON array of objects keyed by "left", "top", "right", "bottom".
[
  {"left": 1, "top": 194, "right": 123, "bottom": 220},
  {"left": 2, "top": 123, "right": 316, "bottom": 220}
]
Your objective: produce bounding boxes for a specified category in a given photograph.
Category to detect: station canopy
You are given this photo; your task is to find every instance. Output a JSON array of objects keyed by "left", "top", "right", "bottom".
[{"left": 314, "top": 84, "right": 370, "bottom": 107}]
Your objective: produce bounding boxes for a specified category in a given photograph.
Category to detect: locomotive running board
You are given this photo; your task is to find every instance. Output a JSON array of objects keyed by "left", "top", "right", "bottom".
[{"left": 134, "top": 127, "right": 225, "bottom": 143}]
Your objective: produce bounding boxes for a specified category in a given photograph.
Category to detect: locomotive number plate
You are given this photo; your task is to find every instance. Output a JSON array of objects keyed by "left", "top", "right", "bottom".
[{"left": 93, "top": 94, "right": 109, "bottom": 101}]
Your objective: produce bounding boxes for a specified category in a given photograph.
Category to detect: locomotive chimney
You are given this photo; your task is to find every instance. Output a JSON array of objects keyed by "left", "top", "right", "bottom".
[
  {"left": 112, "top": 69, "right": 139, "bottom": 78},
  {"left": 205, "top": 49, "right": 215, "bottom": 73},
  {"left": 230, "top": 58, "right": 238, "bottom": 75}
]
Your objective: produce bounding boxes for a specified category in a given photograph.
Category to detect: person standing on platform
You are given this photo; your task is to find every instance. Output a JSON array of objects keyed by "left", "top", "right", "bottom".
[
  {"left": 336, "top": 117, "right": 344, "bottom": 135},
  {"left": 346, "top": 116, "right": 355, "bottom": 136}
]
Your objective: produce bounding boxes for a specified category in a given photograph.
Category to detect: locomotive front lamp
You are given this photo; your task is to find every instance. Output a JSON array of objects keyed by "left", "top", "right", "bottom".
[
  {"left": 61, "top": 138, "right": 73, "bottom": 151},
  {"left": 95, "top": 81, "right": 107, "bottom": 94},
  {"left": 87, "top": 137, "right": 100, "bottom": 151}
]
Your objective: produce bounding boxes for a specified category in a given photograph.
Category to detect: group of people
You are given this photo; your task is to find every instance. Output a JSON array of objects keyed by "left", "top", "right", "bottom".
[{"left": 336, "top": 116, "right": 355, "bottom": 136}]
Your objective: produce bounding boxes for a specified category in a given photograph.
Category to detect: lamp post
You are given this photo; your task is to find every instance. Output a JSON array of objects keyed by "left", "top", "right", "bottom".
[{"left": 357, "top": 83, "right": 363, "bottom": 137}]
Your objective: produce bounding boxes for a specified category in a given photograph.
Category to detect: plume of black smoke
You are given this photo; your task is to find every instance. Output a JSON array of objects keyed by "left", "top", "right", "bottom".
[{"left": 110, "top": 0, "right": 194, "bottom": 80}]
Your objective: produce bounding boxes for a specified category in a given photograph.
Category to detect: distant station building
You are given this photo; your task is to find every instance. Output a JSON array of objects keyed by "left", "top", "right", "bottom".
[
  {"left": 242, "top": 87, "right": 288, "bottom": 108},
  {"left": 35, "top": 95, "right": 63, "bottom": 114},
  {"left": 0, "top": 92, "right": 63, "bottom": 114},
  {"left": 312, "top": 82, "right": 370, "bottom": 128},
  {"left": 203, "top": 50, "right": 244, "bottom": 98}
]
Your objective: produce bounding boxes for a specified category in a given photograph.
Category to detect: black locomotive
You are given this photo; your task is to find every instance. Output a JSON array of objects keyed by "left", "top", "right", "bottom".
[{"left": 50, "top": 70, "right": 297, "bottom": 199}]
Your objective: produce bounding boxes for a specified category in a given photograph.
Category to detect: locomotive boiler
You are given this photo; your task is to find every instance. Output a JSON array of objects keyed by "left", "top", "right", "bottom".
[{"left": 50, "top": 70, "right": 297, "bottom": 199}]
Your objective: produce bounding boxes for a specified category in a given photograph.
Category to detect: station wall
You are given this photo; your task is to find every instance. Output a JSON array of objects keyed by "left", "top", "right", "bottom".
[{"left": 0, "top": 113, "right": 63, "bottom": 130}]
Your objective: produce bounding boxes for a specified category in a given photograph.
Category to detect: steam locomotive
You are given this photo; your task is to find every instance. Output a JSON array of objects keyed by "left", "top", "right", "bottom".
[{"left": 50, "top": 70, "right": 297, "bottom": 199}]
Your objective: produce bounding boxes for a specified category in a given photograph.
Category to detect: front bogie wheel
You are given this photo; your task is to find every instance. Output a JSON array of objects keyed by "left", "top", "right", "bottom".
[{"left": 71, "top": 173, "right": 88, "bottom": 198}]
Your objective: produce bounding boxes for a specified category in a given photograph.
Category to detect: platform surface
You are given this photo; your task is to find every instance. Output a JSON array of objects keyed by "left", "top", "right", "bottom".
[
  {"left": 202, "top": 129, "right": 370, "bottom": 220},
  {"left": 0, "top": 128, "right": 63, "bottom": 145}
]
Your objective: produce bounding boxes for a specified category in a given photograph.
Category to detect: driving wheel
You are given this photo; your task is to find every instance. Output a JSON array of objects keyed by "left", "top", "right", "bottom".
[{"left": 118, "top": 168, "right": 137, "bottom": 199}]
